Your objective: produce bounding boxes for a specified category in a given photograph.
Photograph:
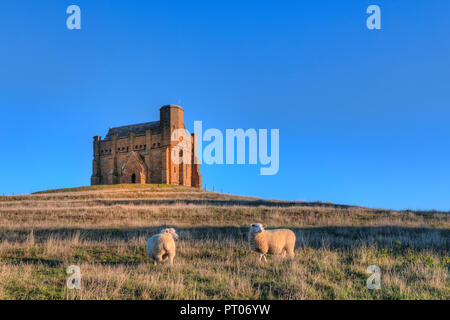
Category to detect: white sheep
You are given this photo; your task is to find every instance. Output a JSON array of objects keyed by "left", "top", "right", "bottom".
[
  {"left": 145, "top": 228, "right": 179, "bottom": 265},
  {"left": 248, "top": 223, "right": 296, "bottom": 262}
]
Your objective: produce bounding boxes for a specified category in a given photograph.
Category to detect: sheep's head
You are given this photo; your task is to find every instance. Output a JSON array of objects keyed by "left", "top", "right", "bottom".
[
  {"left": 161, "top": 228, "right": 179, "bottom": 240},
  {"left": 249, "top": 223, "right": 266, "bottom": 234}
]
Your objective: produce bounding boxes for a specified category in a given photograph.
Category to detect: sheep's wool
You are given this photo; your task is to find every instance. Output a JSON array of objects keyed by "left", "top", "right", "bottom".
[
  {"left": 248, "top": 226, "right": 296, "bottom": 259},
  {"left": 249, "top": 231, "right": 269, "bottom": 254},
  {"left": 146, "top": 229, "right": 178, "bottom": 265}
]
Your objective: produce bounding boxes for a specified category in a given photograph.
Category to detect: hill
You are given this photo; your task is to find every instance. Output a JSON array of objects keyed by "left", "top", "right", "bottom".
[{"left": 0, "top": 184, "right": 448, "bottom": 299}]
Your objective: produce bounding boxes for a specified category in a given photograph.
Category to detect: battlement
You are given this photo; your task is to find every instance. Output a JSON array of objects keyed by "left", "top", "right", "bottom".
[{"left": 91, "top": 105, "right": 201, "bottom": 188}]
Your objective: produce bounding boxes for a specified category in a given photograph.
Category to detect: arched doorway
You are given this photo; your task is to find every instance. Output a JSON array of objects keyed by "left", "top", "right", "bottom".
[{"left": 131, "top": 173, "right": 136, "bottom": 184}]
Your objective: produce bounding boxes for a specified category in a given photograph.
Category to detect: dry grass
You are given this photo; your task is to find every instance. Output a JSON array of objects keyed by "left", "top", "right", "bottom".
[{"left": 0, "top": 184, "right": 448, "bottom": 300}]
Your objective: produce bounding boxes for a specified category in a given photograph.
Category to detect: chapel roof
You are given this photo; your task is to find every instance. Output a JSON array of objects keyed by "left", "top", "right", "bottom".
[{"left": 104, "top": 121, "right": 160, "bottom": 140}]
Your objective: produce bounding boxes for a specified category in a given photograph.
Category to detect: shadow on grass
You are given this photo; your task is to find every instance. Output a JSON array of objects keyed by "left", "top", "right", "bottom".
[
  {"left": 2, "top": 257, "right": 64, "bottom": 267},
  {"left": 65, "top": 198, "right": 364, "bottom": 209},
  {"left": 1, "top": 226, "right": 448, "bottom": 251}
]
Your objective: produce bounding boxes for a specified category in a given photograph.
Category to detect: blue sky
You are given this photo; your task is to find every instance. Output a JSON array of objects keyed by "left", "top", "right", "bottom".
[{"left": 1, "top": 1, "right": 449, "bottom": 210}]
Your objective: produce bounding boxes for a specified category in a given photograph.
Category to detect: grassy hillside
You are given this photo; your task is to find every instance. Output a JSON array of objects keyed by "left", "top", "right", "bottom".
[{"left": 0, "top": 184, "right": 448, "bottom": 299}]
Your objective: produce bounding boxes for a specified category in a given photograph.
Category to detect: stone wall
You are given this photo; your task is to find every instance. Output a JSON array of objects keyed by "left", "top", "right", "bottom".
[{"left": 91, "top": 105, "right": 202, "bottom": 188}]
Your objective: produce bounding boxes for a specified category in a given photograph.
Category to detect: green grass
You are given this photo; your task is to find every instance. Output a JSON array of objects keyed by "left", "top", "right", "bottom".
[
  {"left": 0, "top": 185, "right": 448, "bottom": 300},
  {"left": 0, "top": 238, "right": 448, "bottom": 300}
]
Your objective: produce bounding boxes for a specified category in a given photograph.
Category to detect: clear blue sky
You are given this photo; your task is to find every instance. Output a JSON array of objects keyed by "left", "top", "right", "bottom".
[{"left": 1, "top": 1, "right": 449, "bottom": 211}]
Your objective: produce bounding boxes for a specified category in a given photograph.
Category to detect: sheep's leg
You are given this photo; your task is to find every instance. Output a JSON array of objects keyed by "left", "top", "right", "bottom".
[
  {"left": 168, "top": 254, "right": 175, "bottom": 265},
  {"left": 258, "top": 254, "right": 264, "bottom": 262},
  {"left": 259, "top": 254, "right": 267, "bottom": 263},
  {"left": 288, "top": 250, "right": 295, "bottom": 259},
  {"left": 155, "top": 253, "right": 165, "bottom": 264}
]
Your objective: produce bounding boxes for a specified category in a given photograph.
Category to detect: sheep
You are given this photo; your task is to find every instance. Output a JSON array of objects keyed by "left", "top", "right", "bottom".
[
  {"left": 248, "top": 223, "right": 296, "bottom": 262},
  {"left": 145, "top": 228, "right": 179, "bottom": 265}
]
